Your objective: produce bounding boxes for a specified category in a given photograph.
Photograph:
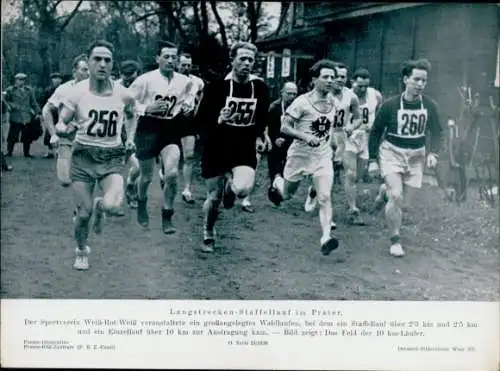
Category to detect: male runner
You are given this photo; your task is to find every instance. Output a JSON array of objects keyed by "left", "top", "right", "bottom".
[
  {"left": 117, "top": 60, "right": 141, "bottom": 209},
  {"left": 268, "top": 59, "right": 339, "bottom": 255},
  {"left": 128, "top": 41, "right": 195, "bottom": 234},
  {"left": 368, "top": 58, "right": 442, "bottom": 257},
  {"left": 198, "top": 41, "right": 270, "bottom": 252},
  {"left": 176, "top": 53, "right": 204, "bottom": 203},
  {"left": 342, "top": 68, "right": 383, "bottom": 225},
  {"left": 266, "top": 81, "right": 298, "bottom": 198},
  {"left": 304, "top": 62, "right": 362, "bottom": 226},
  {"left": 55, "top": 40, "right": 137, "bottom": 270},
  {"left": 42, "top": 54, "right": 90, "bottom": 187}
]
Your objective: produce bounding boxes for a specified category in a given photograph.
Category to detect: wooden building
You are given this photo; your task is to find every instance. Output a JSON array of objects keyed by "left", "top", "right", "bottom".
[{"left": 256, "top": 3, "right": 499, "bottom": 179}]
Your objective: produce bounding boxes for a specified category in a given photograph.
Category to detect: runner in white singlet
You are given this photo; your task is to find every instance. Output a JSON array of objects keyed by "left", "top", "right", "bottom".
[
  {"left": 303, "top": 63, "right": 361, "bottom": 228},
  {"left": 268, "top": 59, "right": 340, "bottom": 256},
  {"left": 55, "top": 40, "right": 137, "bottom": 271},
  {"left": 128, "top": 41, "right": 195, "bottom": 234},
  {"left": 343, "top": 68, "right": 383, "bottom": 225},
  {"left": 158, "top": 53, "right": 205, "bottom": 204}
]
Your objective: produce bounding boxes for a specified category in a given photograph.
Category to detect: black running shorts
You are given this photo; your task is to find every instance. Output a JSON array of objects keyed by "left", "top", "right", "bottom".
[
  {"left": 134, "top": 116, "right": 183, "bottom": 161},
  {"left": 201, "top": 136, "right": 258, "bottom": 179}
]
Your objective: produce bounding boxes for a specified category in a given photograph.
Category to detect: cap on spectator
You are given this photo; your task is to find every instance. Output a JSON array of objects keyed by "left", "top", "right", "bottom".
[
  {"left": 50, "top": 72, "right": 62, "bottom": 79},
  {"left": 120, "top": 60, "right": 140, "bottom": 76},
  {"left": 15, "top": 73, "right": 27, "bottom": 79}
]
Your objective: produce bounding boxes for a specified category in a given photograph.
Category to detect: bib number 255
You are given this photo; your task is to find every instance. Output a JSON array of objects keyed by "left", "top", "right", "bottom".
[{"left": 87, "top": 109, "right": 118, "bottom": 138}]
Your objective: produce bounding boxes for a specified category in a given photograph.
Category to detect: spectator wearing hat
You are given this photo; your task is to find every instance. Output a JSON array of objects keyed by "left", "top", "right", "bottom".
[
  {"left": 4, "top": 73, "right": 42, "bottom": 158},
  {"left": 118, "top": 60, "right": 141, "bottom": 88},
  {"left": 40, "top": 72, "right": 63, "bottom": 158}
]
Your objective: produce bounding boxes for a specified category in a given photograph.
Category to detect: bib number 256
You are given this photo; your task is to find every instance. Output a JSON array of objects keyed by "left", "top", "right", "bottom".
[{"left": 87, "top": 109, "right": 118, "bottom": 138}]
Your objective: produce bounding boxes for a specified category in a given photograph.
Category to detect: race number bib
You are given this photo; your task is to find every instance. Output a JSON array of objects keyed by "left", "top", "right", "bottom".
[
  {"left": 85, "top": 109, "right": 119, "bottom": 138},
  {"left": 333, "top": 108, "right": 346, "bottom": 130},
  {"left": 396, "top": 108, "right": 428, "bottom": 138},
  {"left": 223, "top": 96, "right": 257, "bottom": 127},
  {"left": 152, "top": 94, "right": 178, "bottom": 119}
]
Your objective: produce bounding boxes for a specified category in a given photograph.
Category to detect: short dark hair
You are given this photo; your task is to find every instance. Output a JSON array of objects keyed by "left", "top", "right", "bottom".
[
  {"left": 230, "top": 42, "right": 258, "bottom": 60},
  {"left": 333, "top": 62, "right": 348, "bottom": 71},
  {"left": 352, "top": 68, "right": 371, "bottom": 80},
  {"left": 120, "top": 60, "right": 140, "bottom": 76},
  {"left": 72, "top": 53, "right": 88, "bottom": 70},
  {"left": 87, "top": 40, "right": 115, "bottom": 57},
  {"left": 157, "top": 40, "right": 178, "bottom": 56},
  {"left": 309, "top": 59, "right": 338, "bottom": 78},
  {"left": 179, "top": 52, "right": 192, "bottom": 59},
  {"left": 401, "top": 58, "right": 431, "bottom": 79}
]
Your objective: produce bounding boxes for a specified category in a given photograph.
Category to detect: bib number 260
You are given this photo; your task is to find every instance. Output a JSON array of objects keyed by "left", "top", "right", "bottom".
[
  {"left": 399, "top": 113, "right": 426, "bottom": 136},
  {"left": 87, "top": 109, "right": 118, "bottom": 138}
]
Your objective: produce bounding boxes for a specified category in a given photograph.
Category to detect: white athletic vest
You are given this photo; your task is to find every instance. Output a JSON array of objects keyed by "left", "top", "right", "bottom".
[
  {"left": 188, "top": 74, "right": 205, "bottom": 113},
  {"left": 286, "top": 92, "right": 337, "bottom": 158},
  {"left": 64, "top": 80, "right": 131, "bottom": 148},
  {"left": 128, "top": 69, "right": 194, "bottom": 120},
  {"left": 358, "top": 87, "right": 379, "bottom": 130}
]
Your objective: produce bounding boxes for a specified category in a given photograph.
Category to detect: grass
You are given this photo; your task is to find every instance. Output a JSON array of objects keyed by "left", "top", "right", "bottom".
[{"left": 1, "top": 142, "right": 498, "bottom": 300}]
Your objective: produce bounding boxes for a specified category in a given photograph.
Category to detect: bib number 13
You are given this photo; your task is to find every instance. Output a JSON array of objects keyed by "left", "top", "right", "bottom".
[
  {"left": 399, "top": 113, "right": 426, "bottom": 136},
  {"left": 87, "top": 109, "right": 118, "bottom": 138}
]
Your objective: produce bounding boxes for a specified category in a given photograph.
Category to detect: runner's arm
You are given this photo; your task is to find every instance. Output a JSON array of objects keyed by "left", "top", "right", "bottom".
[
  {"left": 123, "top": 95, "right": 137, "bottom": 143},
  {"left": 41, "top": 101, "right": 58, "bottom": 136},
  {"left": 127, "top": 76, "right": 148, "bottom": 116},
  {"left": 255, "top": 81, "right": 271, "bottom": 141},
  {"left": 347, "top": 94, "right": 362, "bottom": 131},
  {"left": 368, "top": 102, "right": 389, "bottom": 161},
  {"left": 426, "top": 98, "right": 443, "bottom": 155},
  {"left": 375, "top": 91, "right": 384, "bottom": 112}
]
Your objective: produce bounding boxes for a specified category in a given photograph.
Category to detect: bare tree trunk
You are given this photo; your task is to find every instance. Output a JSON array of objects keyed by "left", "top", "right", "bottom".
[
  {"left": 246, "top": 1, "right": 262, "bottom": 43},
  {"left": 275, "top": 1, "right": 291, "bottom": 36},
  {"left": 208, "top": 0, "right": 228, "bottom": 52}
]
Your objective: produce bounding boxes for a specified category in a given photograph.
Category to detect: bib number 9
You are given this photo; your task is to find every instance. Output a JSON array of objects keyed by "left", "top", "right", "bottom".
[
  {"left": 362, "top": 107, "right": 369, "bottom": 124},
  {"left": 87, "top": 109, "right": 118, "bottom": 138}
]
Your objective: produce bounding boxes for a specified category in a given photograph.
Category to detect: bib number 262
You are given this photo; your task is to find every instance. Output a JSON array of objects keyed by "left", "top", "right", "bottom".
[
  {"left": 154, "top": 95, "right": 177, "bottom": 118},
  {"left": 87, "top": 109, "right": 118, "bottom": 138}
]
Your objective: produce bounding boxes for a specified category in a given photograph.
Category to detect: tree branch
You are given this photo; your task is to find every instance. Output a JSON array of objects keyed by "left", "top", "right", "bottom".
[
  {"left": 57, "top": 0, "right": 84, "bottom": 31},
  {"left": 209, "top": 0, "right": 228, "bottom": 51},
  {"left": 191, "top": 0, "right": 203, "bottom": 38},
  {"left": 160, "top": 2, "right": 188, "bottom": 42},
  {"left": 48, "top": 0, "right": 65, "bottom": 14},
  {"left": 274, "top": 1, "right": 291, "bottom": 36},
  {"left": 134, "top": 11, "right": 161, "bottom": 23}
]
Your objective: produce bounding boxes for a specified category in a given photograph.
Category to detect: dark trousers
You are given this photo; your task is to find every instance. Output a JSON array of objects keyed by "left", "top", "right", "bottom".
[
  {"left": 7, "top": 121, "right": 32, "bottom": 156},
  {"left": 267, "top": 142, "right": 290, "bottom": 182}
]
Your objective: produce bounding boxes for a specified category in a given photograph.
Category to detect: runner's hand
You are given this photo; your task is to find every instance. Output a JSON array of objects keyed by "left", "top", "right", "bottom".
[
  {"left": 256, "top": 136, "right": 266, "bottom": 153},
  {"left": 368, "top": 161, "right": 379, "bottom": 178},
  {"left": 146, "top": 101, "right": 168, "bottom": 115},
  {"left": 125, "top": 140, "right": 136, "bottom": 153},
  {"left": 49, "top": 134, "right": 59, "bottom": 146},
  {"left": 426, "top": 153, "right": 439, "bottom": 169},
  {"left": 304, "top": 135, "right": 320, "bottom": 147}
]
